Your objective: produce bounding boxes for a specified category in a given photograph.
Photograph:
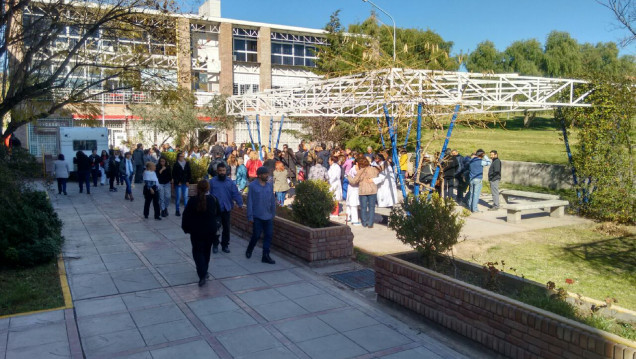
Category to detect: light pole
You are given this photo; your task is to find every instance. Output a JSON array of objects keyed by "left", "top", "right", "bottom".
[{"left": 362, "top": 0, "right": 396, "bottom": 63}]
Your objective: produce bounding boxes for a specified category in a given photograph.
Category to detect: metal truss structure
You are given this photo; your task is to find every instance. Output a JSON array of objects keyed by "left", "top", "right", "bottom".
[{"left": 226, "top": 68, "right": 592, "bottom": 118}]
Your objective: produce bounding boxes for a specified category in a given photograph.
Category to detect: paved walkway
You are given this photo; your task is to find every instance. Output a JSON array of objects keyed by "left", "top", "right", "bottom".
[{"left": 0, "top": 183, "right": 497, "bottom": 359}]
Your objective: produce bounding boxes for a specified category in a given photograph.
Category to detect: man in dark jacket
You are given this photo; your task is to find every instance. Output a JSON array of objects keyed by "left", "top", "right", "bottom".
[
  {"left": 442, "top": 149, "right": 458, "bottom": 200},
  {"left": 132, "top": 143, "right": 145, "bottom": 183},
  {"left": 88, "top": 149, "right": 101, "bottom": 187},
  {"left": 318, "top": 143, "right": 331, "bottom": 169},
  {"left": 208, "top": 153, "right": 228, "bottom": 178},
  {"left": 488, "top": 150, "right": 502, "bottom": 210},
  {"left": 172, "top": 152, "right": 192, "bottom": 216},
  {"left": 209, "top": 163, "right": 243, "bottom": 253},
  {"left": 74, "top": 151, "right": 91, "bottom": 194}
]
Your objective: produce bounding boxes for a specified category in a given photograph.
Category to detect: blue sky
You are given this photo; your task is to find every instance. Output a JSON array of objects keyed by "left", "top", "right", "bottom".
[{"left": 199, "top": 0, "right": 634, "bottom": 56}]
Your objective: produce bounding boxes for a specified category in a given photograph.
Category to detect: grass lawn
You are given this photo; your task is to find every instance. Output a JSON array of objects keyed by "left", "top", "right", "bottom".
[
  {"left": 0, "top": 260, "right": 65, "bottom": 316},
  {"left": 419, "top": 115, "right": 574, "bottom": 165},
  {"left": 452, "top": 224, "right": 636, "bottom": 311}
]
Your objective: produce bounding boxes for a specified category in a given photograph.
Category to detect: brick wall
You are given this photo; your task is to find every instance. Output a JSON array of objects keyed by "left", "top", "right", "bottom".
[
  {"left": 375, "top": 255, "right": 636, "bottom": 359},
  {"left": 231, "top": 207, "right": 353, "bottom": 264}
]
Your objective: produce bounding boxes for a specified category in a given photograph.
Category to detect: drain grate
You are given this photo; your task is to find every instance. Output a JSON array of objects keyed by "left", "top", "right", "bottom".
[{"left": 329, "top": 268, "right": 375, "bottom": 289}]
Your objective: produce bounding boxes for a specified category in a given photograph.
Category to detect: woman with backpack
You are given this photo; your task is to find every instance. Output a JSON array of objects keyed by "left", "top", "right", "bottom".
[{"left": 181, "top": 180, "right": 220, "bottom": 287}]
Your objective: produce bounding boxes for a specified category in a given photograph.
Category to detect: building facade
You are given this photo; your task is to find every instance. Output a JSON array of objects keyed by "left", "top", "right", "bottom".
[{"left": 21, "top": 0, "right": 324, "bottom": 156}]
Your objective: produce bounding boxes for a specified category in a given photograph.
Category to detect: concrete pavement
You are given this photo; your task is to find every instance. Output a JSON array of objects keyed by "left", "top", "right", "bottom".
[{"left": 0, "top": 182, "right": 498, "bottom": 359}]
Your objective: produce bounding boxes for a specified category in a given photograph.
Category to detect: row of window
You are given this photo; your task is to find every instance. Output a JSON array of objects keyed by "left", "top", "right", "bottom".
[{"left": 233, "top": 34, "right": 319, "bottom": 67}]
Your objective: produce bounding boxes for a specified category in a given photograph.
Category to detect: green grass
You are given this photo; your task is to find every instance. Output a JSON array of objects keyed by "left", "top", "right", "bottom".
[
  {"left": 0, "top": 260, "right": 64, "bottom": 316},
  {"left": 454, "top": 224, "right": 636, "bottom": 311}
]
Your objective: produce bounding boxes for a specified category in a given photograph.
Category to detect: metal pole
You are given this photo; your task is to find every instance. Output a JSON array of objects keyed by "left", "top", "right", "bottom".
[
  {"left": 256, "top": 114, "right": 263, "bottom": 161},
  {"left": 275, "top": 115, "right": 285, "bottom": 150},
  {"left": 362, "top": 0, "right": 396, "bottom": 62},
  {"left": 383, "top": 105, "right": 408, "bottom": 201},
  {"left": 269, "top": 116, "right": 273, "bottom": 152},
  {"left": 245, "top": 116, "right": 256, "bottom": 151},
  {"left": 428, "top": 104, "right": 460, "bottom": 197},
  {"left": 404, "top": 118, "right": 413, "bottom": 149},
  {"left": 413, "top": 103, "right": 422, "bottom": 196},
  {"left": 376, "top": 117, "right": 386, "bottom": 149}
]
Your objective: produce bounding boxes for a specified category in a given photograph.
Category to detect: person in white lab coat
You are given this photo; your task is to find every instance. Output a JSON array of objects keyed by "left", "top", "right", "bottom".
[
  {"left": 373, "top": 153, "right": 400, "bottom": 209},
  {"left": 327, "top": 156, "right": 343, "bottom": 217}
]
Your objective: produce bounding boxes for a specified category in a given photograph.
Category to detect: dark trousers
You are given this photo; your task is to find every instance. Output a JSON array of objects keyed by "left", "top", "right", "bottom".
[
  {"left": 91, "top": 169, "right": 100, "bottom": 186},
  {"left": 247, "top": 218, "right": 273, "bottom": 255},
  {"left": 359, "top": 194, "right": 377, "bottom": 227},
  {"left": 56, "top": 178, "right": 67, "bottom": 194},
  {"left": 134, "top": 165, "right": 144, "bottom": 183},
  {"left": 443, "top": 177, "right": 456, "bottom": 200},
  {"left": 77, "top": 170, "right": 90, "bottom": 193},
  {"left": 109, "top": 174, "right": 115, "bottom": 189},
  {"left": 143, "top": 190, "right": 160, "bottom": 219},
  {"left": 456, "top": 176, "right": 469, "bottom": 203},
  {"left": 213, "top": 211, "right": 231, "bottom": 248},
  {"left": 190, "top": 234, "right": 213, "bottom": 280}
]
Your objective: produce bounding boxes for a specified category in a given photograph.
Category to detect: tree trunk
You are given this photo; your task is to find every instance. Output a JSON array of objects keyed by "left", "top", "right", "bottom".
[{"left": 523, "top": 110, "right": 536, "bottom": 128}]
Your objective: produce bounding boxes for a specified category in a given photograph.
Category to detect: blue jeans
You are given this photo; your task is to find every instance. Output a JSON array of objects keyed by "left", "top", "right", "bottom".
[
  {"left": 342, "top": 177, "right": 349, "bottom": 200},
  {"left": 468, "top": 178, "right": 483, "bottom": 212},
  {"left": 124, "top": 174, "right": 133, "bottom": 195},
  {"left": 275, "top": 191, "right": 286, "bottom": 206},
  {"left": 359, "top": 194, "right": 377, "bottom": 227},
  {"left": 77, "top": 170, "right": 90, "bottom": 193},
  {"left": 175, "top": 184, "right": 189, "bottom": 211},
  {"left": 248, "top": 218, "right": 273, "bottom": 255}
]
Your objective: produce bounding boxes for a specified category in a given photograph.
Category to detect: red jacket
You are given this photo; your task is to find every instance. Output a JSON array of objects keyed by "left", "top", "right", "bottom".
[{"left": 246, "top": 159, "right": 262, "bottom": 178}]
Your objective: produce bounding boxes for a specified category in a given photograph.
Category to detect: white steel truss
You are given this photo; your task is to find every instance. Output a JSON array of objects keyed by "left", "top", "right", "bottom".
[{"left": 226, "top": 68, "right": 592, "bottom": 117}]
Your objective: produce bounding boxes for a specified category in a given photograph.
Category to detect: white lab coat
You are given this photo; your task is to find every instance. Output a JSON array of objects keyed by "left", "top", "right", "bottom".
[
  {"left": 328, "top": 163, "right": 343, "bottom": 201},
  {"left": 345, "top": 167, "right": 360, "bottom": 207},
  {"left": 374, "top": 162, "right": 400, "bottom": 208}
]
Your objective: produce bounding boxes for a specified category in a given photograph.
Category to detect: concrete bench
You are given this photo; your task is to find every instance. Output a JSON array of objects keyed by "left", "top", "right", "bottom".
[
  {"left": 500, "top": 189, "right": 560, "bottom": 203},
  {"left": 506, "top": 200, "right": 569, "bottom": 223}
]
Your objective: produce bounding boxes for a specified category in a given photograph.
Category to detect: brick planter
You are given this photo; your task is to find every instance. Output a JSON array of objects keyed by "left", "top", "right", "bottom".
[
  {"left": 231, "top": 206, "right": 353, "bottom": 265},
  {"left": 375, "top": 253, "right": 636, "bottom": 359}
]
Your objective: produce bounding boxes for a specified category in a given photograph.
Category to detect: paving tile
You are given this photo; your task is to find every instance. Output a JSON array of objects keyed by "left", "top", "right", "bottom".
[
  {"left": 141, "top": 248, "right": 186, "bottom": 266},
  {"left": 110, "top": 268, "right": 162, "bottom": 293},
  {"left": 65, "top": 254, "right": 103, "bottom": 269},
  {"left": 221, "top": 276, "right": 267, "bottom": 292},
  {"left": 77, "top": 312, "right": 136, "bottom": 337},
  {"left": 8, "top": 310, "right": 64, "bottom": 328},
  {"left": 121, "top": 289, "right": 174, "bottom": 310},
  {"left": 171, "top": 281, "right": 231, "bottom": 302},
  {"left": 95, "top": 243, "right": 134, "bottom": 255},
  {"left": 151, "top": 339, "right": 219, "bottom": 359},
  {"left": 236, "top": 346, "right": 298, "bottom": 359},
  {"left": 296, "top": 333, "right": 366, "bottom": 359},
  {"left": 0, "top": 317, "right": 9, "bottom": 330},
  {"left": 274, "top": 317, "right": 337, "bottom": 343},
  {"left": 7, "top": 322, "right": 68, "bottom": 349},
  {"left": 116, "top": 352, "right": 153, "bottom": 359},
  {"left": 378, "top": 346, "right": 443, "bottom": 359},
  {"left": 276, "top": 283, "right": 324, "bottom": 300},
  {"left": 130, "top": 304, "right": 186, "bottom": 327},
  {"left": 256, "top": 270, "right": 303, "bottom": 286},
  {"left": 75, "top": 297, "right": 127, "bottom": 317},
  {"left": 252, "top": 299, "right": 308, "bottom": 321},
  {"left": 318, "top": 309, "right": 379, "bottom": 332},
  {"left": 187, "top": 296, "right": 239, "bottom": 317},
  {"left": 209, "top": 263, "right": 251, "bottom": 279},
  {"left": 294, "top": 293, "right": 347, "bottom": 313},
  {"left": 216, "top": 326, "right": 282, "bottom": 357},
  {"left": 198, "top": 309, "right": 258, "bottom": 332},
  {"left": 237, "top": 288, "right": 288, "bottom": 307},
  {"left": 343, "top": 324, "right": 411, "bottom": 352},
  {"left": 138, "top": 319, "right": 199, "bottom": 345},
  {"left": 101, "top": 252, "right": 145, "bottom": 271},
  {"left": 156, "top": 262, "right": 197, "bottom": 286},
  {"left": 67, "top": 261, "right": 108, "bottom": 274},
  {"left": 5, "top": 340, "right": 70, "bottom": 359},
  {"left": 81, "top": 328, "right": 146, "bottom": 358}
]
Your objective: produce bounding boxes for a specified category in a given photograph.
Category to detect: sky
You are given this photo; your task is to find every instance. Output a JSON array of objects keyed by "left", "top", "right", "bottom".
[{"left": 191, "top": 0, "right": 634, "bottom": 56}]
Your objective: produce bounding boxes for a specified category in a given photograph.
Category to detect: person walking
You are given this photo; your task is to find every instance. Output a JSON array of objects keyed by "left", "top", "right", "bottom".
[
  {"left": 53, "top": 154, "right": 70, "bottom": 195},
  {"left": 119, "top": 151, "right": 135, "bottom": 201},
  {"left": 209, "top": 163, "right": 243, "bottom": 254},
  {"left": 107, "top": 151, "right": 119, "bottom": 192},
  {"left": 89, "top": 149, "right": 101, "bottom": 187},
  {"left": 488, "top": 150, "right": 501, "bottom": 211},
  {"left": 181, "top": 180, "right": 220, "bottom": 287},
  {"left": 246, "top": 167, "right": 277, "bottom": 264},
  {"left": 466, "top": 149, "right": 491, "bottom": 213},
  {"left": 143, "top": 162, "right": 161, "bottom": 220},
  {"left": 172, "top": 152, "right": 192, "bottom": 216},
  {"left": 328, "top": 156, "right": 343, "bottom": 216},
  {"left": 100, "top": 150, "right": 109, "bottom": 186},
  {"left": 132, "top": 143, "right": 144, "bottom": 183},
  {"left": 74, "top": 151, "right": 91, "bottom": 194},
  {"left": 348, "top": 156, "right": 379, "bottom": 228},
  {"left": 273, "top": 161, "right": 290, "bottom": 206},
  {"left": 156, "top": 156, "right": 172, "bottom": 217}
]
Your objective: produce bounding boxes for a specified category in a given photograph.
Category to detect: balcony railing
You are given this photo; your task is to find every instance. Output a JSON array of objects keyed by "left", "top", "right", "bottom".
[{"left": 40, "top": 89, "right": 219, "bottom": 107}]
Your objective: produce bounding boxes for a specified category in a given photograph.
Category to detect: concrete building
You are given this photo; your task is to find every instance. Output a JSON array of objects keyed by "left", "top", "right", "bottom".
[{"left": 21, "top": 0, "right": 324, "bottom": 156}]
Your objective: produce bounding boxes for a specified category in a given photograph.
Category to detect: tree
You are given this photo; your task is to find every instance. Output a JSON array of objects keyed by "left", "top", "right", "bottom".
[
  {"left": 597, "top": 0, "right": 635, "bottom": 46},
  {"left": 503, "top": 39, "right": 544, "bottom": 76},
  {"left": 0, "top": 0, "right": 176, "bottom": 140},
  {"left": 543, "top": 31, "right": 582, "bottom": 77},
  {"left": 465, "top": 41, "right": 507, "bottom": 73}
]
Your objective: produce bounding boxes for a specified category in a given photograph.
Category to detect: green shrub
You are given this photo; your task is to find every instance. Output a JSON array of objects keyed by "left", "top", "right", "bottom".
[
  {"left": 189, "top": 156, "right": 210, "bottom": 181},
  {"left": 388, "top": 193, "right": 464, "bottom": 267},
  {"left": 161, "top": 151, "right": 177, "bottom": 167},
  {"left": 291, "top": 180, "right": 335, "bottom": 228}
]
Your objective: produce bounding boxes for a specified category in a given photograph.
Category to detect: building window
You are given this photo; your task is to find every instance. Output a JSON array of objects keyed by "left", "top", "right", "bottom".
[
  {"left": 233, "top": 28, "right": 258, "bottom": 63},
  {"left": 271, "top": 41, "right": 318, "bottom": 67},
  {"left": 233, "top": 83, "right": 259, "bottom": 95}
]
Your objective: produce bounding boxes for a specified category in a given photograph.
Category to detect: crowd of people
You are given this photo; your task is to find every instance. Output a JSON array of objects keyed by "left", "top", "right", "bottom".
[{"left": 52, "top": 140, "right": 501, "bottom": 287}]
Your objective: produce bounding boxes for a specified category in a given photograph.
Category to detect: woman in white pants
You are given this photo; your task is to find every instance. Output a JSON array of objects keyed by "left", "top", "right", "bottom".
[{"left": 345, "top": 158, "right": 361, "bottom": 225}]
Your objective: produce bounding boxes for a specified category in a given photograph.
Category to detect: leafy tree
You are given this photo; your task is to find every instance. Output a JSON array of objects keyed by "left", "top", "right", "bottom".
[
  {"left": 503, "top": 39, "right": 544, "bottom": 76},
  {"left": 0, "top": 0, "right": 176, "bottom": 141},
  {"left": 543, "top": 31, "right": 582, "bottom": 77},
  {"left": 465, "top": 41, "right": 507, "bottom": 73}
]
